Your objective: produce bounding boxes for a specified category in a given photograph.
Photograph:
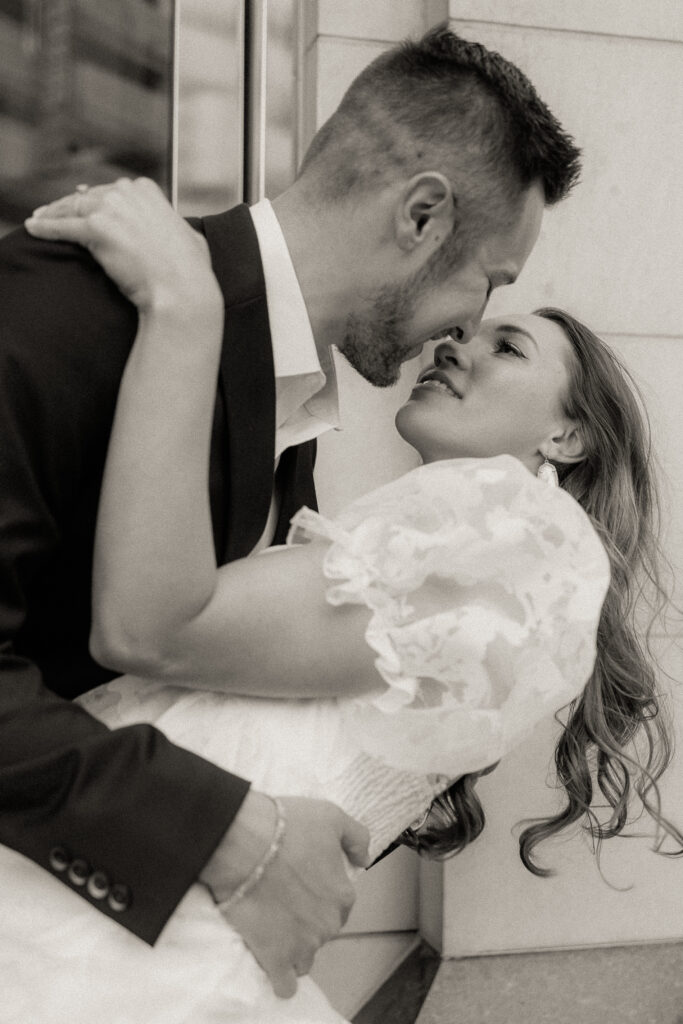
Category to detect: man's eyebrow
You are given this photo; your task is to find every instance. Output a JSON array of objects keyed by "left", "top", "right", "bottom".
[{"left": 495, "top": 324, "right": 538, "bottom": 350}]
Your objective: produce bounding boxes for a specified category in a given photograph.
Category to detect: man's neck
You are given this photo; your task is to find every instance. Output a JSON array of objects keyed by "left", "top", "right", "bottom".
[{"left": 270, "top": 189, "right": 360, "bottom": 354}]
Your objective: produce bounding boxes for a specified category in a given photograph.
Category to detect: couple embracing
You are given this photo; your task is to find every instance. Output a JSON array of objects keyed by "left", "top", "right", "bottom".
[{"left": 0, "top": 26, "right": 678, "bottom": 1024}]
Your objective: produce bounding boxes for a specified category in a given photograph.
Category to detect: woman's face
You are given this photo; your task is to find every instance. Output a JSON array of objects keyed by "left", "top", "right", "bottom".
[{"left": 395, "top": 313, "right": 577, "bottom": 471}]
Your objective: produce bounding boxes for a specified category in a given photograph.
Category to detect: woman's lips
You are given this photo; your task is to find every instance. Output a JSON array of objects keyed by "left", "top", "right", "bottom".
[{"left": 414, "top": 370, "right": 461, "bottom": 398}]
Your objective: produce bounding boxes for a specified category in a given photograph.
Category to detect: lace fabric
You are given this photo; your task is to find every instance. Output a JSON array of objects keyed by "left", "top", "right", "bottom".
[{"left": 289, "top": 455, "right": 610, "bottom": 777}]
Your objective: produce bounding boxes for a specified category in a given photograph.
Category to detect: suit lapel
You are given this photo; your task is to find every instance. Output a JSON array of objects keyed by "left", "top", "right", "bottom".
[
  {"left": 272, "top": 443, "right": 318, "bottom": 544},
  {"left": 198, "top": 206, "right": 276, "bottom": 562}
]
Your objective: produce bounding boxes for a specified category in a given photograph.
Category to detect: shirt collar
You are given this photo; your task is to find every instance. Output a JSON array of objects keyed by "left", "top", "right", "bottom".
[{"left": 249, "top": 198, "right": 333, "bottom": 383}]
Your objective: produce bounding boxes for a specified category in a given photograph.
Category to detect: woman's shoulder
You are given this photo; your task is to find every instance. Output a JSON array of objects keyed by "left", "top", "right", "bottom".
[
  {"left": 290, "top": 454, "right": 601, "bottom": 550},
  {"left": 292, "top": 454, "right": 612, "bottom": 780}
]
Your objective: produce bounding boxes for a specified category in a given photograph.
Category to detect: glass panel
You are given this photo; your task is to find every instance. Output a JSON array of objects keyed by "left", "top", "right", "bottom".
[
  {"left": 0, "top": 0, "right": 174, "bottom": 237},
  {"left": 175, "top": 0, "right": 244, "bottom": 218},
  {"left": 263, "top": 0, "right": 297, "bottom": 198}
]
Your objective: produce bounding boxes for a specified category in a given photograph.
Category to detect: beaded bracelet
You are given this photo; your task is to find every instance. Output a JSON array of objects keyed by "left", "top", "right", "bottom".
[{"left": 218, "top": 795, "right": 287, "bottom": 913}]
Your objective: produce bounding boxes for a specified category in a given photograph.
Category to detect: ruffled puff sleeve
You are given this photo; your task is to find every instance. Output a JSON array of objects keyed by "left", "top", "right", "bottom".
[{"left": 288, "top": 455, "right": 611, "bottom": 778}]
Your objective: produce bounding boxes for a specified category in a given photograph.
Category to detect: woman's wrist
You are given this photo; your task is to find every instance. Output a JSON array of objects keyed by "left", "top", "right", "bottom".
[
  {"left": 135, "top": 285, "right": 225, "bottom": 358},
  {"left": 137, "top": 277, "right": 223, "bottom": 324}
]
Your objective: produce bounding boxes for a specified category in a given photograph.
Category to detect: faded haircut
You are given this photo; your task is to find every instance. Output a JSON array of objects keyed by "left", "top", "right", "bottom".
[{"left": 299, "top": 26, "right": 581, "bottom": 243}]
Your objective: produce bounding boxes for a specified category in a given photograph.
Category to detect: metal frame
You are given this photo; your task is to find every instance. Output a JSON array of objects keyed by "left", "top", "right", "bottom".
[{"left": 244, "top": 0, "right": 268, "bottom": 204}]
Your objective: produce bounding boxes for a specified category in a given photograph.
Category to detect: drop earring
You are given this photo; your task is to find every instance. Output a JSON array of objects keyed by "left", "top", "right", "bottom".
[{"left": 537, "top": 456, "right": 559, "bottom": 487}]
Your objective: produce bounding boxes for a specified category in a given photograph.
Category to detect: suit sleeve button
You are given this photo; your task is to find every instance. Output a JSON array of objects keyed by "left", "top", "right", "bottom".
[
  {"left": 49, "top": 846, "right": 70, "bottom": 872},
  {"left": 108, "top": 883, "right": 132, "bottom": 913},
  {"left": 86, "top": 870, "right": 110, "bottom": 900},
  {"left": 67, "top": 858, "right": 90, "bottom": 886}
]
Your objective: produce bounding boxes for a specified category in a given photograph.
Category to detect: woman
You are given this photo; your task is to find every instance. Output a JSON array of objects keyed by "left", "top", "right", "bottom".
[{"left": 10, "top": 180, "right": 679, "bottom": 1023}]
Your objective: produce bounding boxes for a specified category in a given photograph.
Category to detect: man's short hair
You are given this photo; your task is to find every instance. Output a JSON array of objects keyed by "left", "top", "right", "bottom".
[{"left": 299, "top": 26, "right": 581, "bottom": 237}]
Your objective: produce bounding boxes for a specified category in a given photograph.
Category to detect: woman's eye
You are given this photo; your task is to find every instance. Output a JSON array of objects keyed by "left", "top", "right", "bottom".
[{"left": 495, "top": 337, "right": 524, "bottom": 357}]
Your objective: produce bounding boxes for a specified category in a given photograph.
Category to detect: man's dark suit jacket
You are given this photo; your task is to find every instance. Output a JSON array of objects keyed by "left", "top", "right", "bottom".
[{"left": 0, "top": 204, "right": 317, "bottom": 944}]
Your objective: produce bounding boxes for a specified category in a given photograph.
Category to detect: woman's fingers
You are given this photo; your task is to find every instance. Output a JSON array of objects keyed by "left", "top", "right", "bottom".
[
  {"left": 23, "top": 176, "right": 220, "bottom": 313},
  {"left": 30, "top": 180, "right": 123, "bottom": 220},
  {"left": 25, "top": 180, "right": 129, "bottom": 242},
  {"left": 24, "top": 215, "right": 91, "bottom": 243},
  {"left": 27, "top": 177, "right": 161, "bottom": 225}
]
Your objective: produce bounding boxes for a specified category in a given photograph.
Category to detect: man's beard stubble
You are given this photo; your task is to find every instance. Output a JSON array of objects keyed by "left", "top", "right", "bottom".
[
  {"left": 339, "top": 279, "right": 416, "bottom": 388},
  {"left": 338, "top": 227, "right": 461, "bottom": 388}
]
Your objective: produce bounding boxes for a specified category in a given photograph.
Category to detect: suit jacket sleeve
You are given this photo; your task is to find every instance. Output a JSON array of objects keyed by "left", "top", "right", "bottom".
[{"left": 0, "top": 229, "right": 249, "bottom": 944}]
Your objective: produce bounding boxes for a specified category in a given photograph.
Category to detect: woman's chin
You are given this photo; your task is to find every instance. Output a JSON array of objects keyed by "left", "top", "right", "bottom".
[{"left": 395, "top": 402, "right": 442, "bottom": 464}]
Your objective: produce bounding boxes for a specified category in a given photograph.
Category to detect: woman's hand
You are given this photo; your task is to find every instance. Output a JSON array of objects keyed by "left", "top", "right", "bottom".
[{"left": 25, "top": 177, "right": 221, "bottom": 316}]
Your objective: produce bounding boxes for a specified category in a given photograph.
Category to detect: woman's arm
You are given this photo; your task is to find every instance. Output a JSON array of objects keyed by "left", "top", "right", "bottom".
[
  {"left": 27, "top": 179, "right": 378, "bottom": 698},
  {"left": 97, "top": 537, "right": 377, "bottom": 697}
]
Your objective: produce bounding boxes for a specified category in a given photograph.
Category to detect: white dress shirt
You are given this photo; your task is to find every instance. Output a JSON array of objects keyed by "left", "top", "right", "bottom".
[{"left": 248, "top": 198, "right": 341, "bottom": 552}]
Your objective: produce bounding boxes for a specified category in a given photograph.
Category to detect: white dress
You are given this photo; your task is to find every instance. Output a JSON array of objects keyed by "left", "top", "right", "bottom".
[{"left": 0, "top": 456, "right": 610, "bottom": 1024}]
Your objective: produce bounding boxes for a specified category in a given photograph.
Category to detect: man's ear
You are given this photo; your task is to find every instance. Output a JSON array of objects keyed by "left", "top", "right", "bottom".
[
  {"left": 545, "top": 422, "right": 585, "bottom": 465},
  {"left": 395, "top": 172, "right": 456, "bottom": 253}
]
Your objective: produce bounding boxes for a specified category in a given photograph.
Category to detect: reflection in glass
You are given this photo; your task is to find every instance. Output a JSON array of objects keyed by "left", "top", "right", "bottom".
[
  {"left": 0, "top": 0, "right": 174, "bottom": 237},
  {"left": 175, "top": 0, "right": 244, "bottom": 218},
  {"left": 0, "top": 0, "right": 301, "bottom": 233},
  {"left": 264, "top": 0, "right": 298, "bottom": 199}
]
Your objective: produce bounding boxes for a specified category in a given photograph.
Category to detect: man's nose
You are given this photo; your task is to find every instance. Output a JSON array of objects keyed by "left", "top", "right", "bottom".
[
  {"left": 456, "top": 308, "right": 484, "bottom": 346},
  {"left": 456, "top": 286, "right": 491, "bottom": 344}
]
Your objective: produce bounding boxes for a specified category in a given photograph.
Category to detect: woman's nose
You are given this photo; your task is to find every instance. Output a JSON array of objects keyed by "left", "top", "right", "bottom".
[{"left": 434, "top": 340, "right": 470, "bottom": 369}]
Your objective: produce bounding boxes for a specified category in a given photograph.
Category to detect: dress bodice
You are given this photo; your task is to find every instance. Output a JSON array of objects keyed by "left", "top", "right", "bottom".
[{"left": 80, "top": 682, "right": 447, "bottom": 863}]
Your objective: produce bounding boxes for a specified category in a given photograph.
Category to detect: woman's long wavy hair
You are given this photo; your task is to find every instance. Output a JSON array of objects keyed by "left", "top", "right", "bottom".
[{"left": 401, "top": 308, "right": 683, "bottom": 871}]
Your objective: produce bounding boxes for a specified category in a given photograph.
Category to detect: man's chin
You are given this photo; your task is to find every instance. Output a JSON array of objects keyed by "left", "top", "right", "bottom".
[
  {"left": 402, "top": 342, "right": 424, "bottom": 362},
  {"left": 338, "top": 346, "right": 402, "bottom": 389}
]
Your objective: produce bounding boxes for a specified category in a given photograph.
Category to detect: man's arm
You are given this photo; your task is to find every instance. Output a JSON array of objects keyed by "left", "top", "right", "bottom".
[
  {"left": 0, "top": 227, "right": 249, "bottom": 943},
  {"left": 0, "top": 220, "right": 369, "bottom": 992}
]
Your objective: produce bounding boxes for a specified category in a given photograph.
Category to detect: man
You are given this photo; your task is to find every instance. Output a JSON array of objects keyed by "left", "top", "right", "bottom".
[{"left": 0, "top": 27, "right": 580, "bottom": 998}]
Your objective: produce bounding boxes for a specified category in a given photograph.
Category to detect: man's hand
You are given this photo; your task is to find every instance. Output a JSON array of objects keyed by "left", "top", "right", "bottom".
[{"left": 199, "top": 791, "right": 370, "bottom": 998}]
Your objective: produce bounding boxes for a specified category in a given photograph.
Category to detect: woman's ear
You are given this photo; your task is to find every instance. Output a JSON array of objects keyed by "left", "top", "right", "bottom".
[
  {"left": 546, "top": 422, "right": 585, "bottom": 466},
  {"left": 394, "top": 172, "right": 456, "bottom": 253}
]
